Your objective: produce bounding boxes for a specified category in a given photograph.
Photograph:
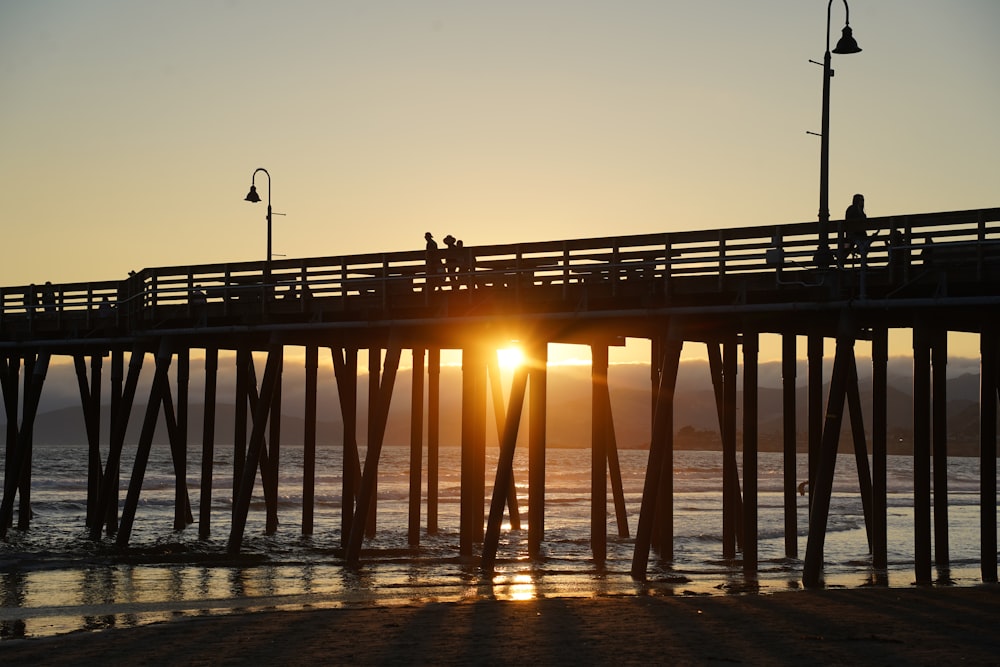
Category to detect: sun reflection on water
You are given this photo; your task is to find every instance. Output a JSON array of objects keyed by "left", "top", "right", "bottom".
[{"left": 491, "top": 573, "right": 538, "bottom": 602}]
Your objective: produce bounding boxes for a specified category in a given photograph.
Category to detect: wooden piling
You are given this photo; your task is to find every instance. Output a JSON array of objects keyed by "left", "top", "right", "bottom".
[
  {"left": 932, "top": 330, "right": 950, "bottom": 573},
  {"left": 807, "top": 334, "right": 824, "bottom": 510},
  {"left": 527, "top": 341, "right": 547, "bottom": 558},
  {"left": 73, "top": 354, "right": 102, "bottom": 528},
  {"left": 980, "top": 328, "right": 998, "bottom": 583},
  {"left": 604, "top": 386, "right": 629, "bottom": 539},
  {"left": 302, "top": 345, "right": 318, "bottom": 536},
  {"left": 481, "top": 365, "right": 530, "bottom": 575},
  {"left": 345, "top": 345, "right": 401, "bottom": 567},
  {"left": 408, "top": 347, "right": 425, "bottom": 546},
  {"left": 487, "top": 353, "right": 521, "bottom": 530},
  {"left": 90, "top": 346, "right": 145, "bottom": 540},
  {"left": 803, "top": 336, "right": 853, "bottom": 587},
  {"left": 332, "top": 346, "right": 360, "bottom": 548},
  {"left": 0, "top": 352, "right": 49, "bottom": 537},
  {"left": 244, "top": 359, "right": 280, "bottom": 535},
  {"left": 460, "top": 344, "right": 487, "bottom": 556},
  {"left": 227, "top": 341, "right": 284, "bottom": 554},
  {"left": 781, "top": 334, "right": 798, "bottom": 558},
  {"left": 366, "top": 348, "right": 380, "bottom": 539},
  {"left": 172, "top": 348, "right": 192, "bottom": 529},
  {"left": 653, "top": 339, "right": 683, "bottom": 560},
  {"left": 591, "top": 343, "right": 609, "bottom": 567},
  {"left": 117, "top": 341, "right": 173, "bottom": 547},
  {"left": 721, "top": 337, "right": 739, "bottom": 559},
  {"left": 845, "top": 355, "right": 874, "bottom": 551},
  {"left": 630, "top": 339, "right": 681, "bottom": 579},
  {"left": 742, "top": 330, "right": 758, "bottom": 573},
  {"left": 1, "top": 355, "right": 20, "bottom": 530},
  {"left": 233, "top": 348, "right": 250, "bottom": 509},
  {"left": 266, "top": 350, "right": 283, "bottom": 535},
  {"left": 106, "top": 349, "right": 124, "bottom": 533},
  {"left": 913, "top": 327, "right": 933, "bottom": 584},
  {"left": 871, "top": 327, "right": 889, "bottom": 571},
  {"left": 16, "top": 354, "right": 39, "bottom": 531},
  {"left": 427, "top": 347, "right": 441, "bottom": 535},
  {"left": 199, "top": 347, "right": 218, "bottom": 539}
]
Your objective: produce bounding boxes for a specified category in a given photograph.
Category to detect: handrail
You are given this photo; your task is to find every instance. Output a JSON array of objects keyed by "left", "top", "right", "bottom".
[{"left": 1, "top": 207, "right": 998, "bottom": 326}]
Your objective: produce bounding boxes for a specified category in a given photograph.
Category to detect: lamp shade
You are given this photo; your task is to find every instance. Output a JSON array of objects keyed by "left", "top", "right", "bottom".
[
  {"left": 244, "top": 185, "right": 261, "bottom": 203},
  {"left": 832, "top": 25, "right": 862, "bottom": 54}
]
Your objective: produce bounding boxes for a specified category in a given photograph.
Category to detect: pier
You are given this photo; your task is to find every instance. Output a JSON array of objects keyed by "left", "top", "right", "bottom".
[{"left": 1, "top": 207, "right": 999, "bottom": 586}]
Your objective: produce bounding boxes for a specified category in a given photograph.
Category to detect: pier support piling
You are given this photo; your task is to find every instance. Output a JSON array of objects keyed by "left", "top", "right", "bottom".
[
  {"left": 591, "top": 343, "right": 609, "bottom": 567},
  {"left": 980, "top": 328, "right": 998, "bottom": 583},
  {"left": 743, "top": 330, "right": 759, "bottom": 573},
  {"left": 527, "top": 341, "right": 547, "bottom": 558},
  {"left": 932, "top": 329, "right": 950, "bottom": 575},
  {"left": 345, "top": 345, "right": 401, "bottom": 567},
  {"left": 781, "top": 334, "right": 798, "bottom": 558},
  {"left": 803, "top": 335, "right": 853, "bottom": 587},
  {"left": 913, "top": 326, "right": 933, "bottom": 584},
  {"left": 199, "top": 347, "right": 218, "bottom": 539},
  {"left": 302, "top": 345, "right": 318, "bottom": 536},
  {"left": 630, "top": 338, "right": 681, "bottom": 579},
  {"left": 0, "top": 352, "right": 49, "bottom": 536},
  {"left": 91, "top": 346, "right": 145, "bottom": 540},
  {"left": 408, "top": 347, "right": 425, "bottom": 546},
  {"left": 481, "top": 364, "right": 529, "bottom": 575}
]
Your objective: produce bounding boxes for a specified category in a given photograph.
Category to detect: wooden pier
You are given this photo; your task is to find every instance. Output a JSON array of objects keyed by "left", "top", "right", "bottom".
[{"left": 1, "top": 207, "right": 999, "bottom": 586}]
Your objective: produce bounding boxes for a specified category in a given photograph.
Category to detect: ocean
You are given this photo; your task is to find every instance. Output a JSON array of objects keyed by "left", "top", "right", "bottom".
[{"left": 0, "top": 441, "right": 995, "bottom": 640}]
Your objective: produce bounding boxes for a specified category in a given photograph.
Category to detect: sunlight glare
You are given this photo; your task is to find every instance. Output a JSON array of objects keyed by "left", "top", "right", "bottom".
[{"left": 496, "top": 345, "right": 524, "bottom": 370}]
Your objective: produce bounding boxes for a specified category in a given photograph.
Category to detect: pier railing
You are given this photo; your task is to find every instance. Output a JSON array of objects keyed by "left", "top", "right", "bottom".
[{"left": 2, "top": 207, "right": 998, "bottom": 333}]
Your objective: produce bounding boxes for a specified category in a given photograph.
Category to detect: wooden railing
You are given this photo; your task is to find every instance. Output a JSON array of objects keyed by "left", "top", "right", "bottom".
[{"left": 2, "top": 207, "right": 998, "bottom": 328}]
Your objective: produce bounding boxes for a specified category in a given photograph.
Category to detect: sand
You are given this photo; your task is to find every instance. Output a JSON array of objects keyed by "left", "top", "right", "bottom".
[{"left": 2, "top": 586, "right": 998, "bottom": 666}]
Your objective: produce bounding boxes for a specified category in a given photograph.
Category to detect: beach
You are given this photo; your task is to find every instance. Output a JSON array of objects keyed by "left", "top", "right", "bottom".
[{"left": 2, "top": 586, "right": 998, "bottom": 666}]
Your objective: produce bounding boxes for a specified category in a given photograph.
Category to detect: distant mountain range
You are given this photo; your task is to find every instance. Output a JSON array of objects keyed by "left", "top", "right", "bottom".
[{"left": 4, "top": 356, "right": 994, "bottom": 457}]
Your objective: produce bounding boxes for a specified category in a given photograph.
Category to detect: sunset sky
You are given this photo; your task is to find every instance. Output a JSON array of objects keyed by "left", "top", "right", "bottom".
[{"left": 2, "top": 2, "right": 998, "bottom": 363}]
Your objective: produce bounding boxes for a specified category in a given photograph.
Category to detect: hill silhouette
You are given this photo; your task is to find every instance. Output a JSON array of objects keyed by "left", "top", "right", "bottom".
[{"left": 5, "top": 355, "right": 992, "bottom": 456}]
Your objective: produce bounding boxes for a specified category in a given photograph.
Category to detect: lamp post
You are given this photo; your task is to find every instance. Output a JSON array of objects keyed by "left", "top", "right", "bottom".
[
  {"left": 817, "top": 0, "right": 861, "bottom": 257},
  {"left": 244, "top": 167, "right": 272, "bottom": 281}
]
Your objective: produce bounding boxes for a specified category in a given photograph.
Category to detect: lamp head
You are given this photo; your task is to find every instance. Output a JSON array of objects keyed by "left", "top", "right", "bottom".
[
  {"left": 832, "top": 25, "right": 862, "bottom": 55},
  {"left": 244, "top": 185, "right": 262, "bottom": 203}
]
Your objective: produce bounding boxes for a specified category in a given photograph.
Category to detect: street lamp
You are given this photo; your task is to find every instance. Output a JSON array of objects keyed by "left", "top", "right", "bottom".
[
  {"left": 244, "top": 167, "right": 272, "bottom": 281},
  {"left": 816, "top": 0, "right": 862, "bottom": 260}
]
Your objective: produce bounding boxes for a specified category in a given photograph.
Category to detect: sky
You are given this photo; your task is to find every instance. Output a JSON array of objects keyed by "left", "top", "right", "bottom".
[{"left": 2, "top": 1, "right": 998, "bottom": 363}]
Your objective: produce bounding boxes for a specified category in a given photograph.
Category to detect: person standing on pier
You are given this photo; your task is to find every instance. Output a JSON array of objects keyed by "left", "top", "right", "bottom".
[
  {"left": 425, "top": 232, "right": 443, "bottom": 290},
  {"left": 841, "top": 193, "right": 867, "bottom": 264},
  {"left": 443, "top": 234, "right": 459, "bottom": 284}
]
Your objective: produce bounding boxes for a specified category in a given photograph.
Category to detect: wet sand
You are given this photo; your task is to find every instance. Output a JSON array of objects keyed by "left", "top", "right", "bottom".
[{"left": 2, "top": 586, "right": 998, "bottom": 666}]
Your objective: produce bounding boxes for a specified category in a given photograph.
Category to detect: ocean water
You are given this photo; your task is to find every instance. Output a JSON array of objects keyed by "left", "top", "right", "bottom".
[{"left": 0, "top": 441, "right": 996, "bottom": 640}]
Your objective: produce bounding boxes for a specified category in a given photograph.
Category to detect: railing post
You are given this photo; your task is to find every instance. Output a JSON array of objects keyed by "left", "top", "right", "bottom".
[
  {"left": 381, "top": 254, "right": 389, "bottom": 311},
  {"left": 977, "top": 211, "right": 987, "bottom": 282},
  {"left": 562, "top": 243, "right": 569, "bottom": 299},
  {"left": 222, "top": 267, "right": 231, "bottom": 317},
  {"left": 663, "top": 233, "right": 672, "bottom": 298},
  {"left": 150, "top": 274, "right": 158, "bottom": 320},
  {"left": 342, "top": 258, "right": 349, "bottom": 310},
  {"left": 717, "top": 232, "right": 726, "bottom": 292},
  {"left": 611, "top": 244, "right": 620, "bottom": 297}
]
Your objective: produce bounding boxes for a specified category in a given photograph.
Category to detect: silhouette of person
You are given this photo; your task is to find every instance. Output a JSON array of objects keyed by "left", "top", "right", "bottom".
[
  {"left": 846, "top": 193, "right": 866, "bottom": 221},
  {"left": 888, "top": 225, "right": 908, "bottom": 278},
  {"left": 425, "top": 232, "right": 442, "bottom": 290},
  {"left": 41, "top": 281, "right": 56, "bottom": 312},
  {"left": 442, "top": 234, "right": 458, "bottom": 283},
  {"left": 841, "top": 193, "right": 867, "bottom": 264},
  {"left": 455, "top": 239, "right": 470, "bottom": 287},
  {"left": 813, "top": 243, "right": 833, "bottom": 270}
]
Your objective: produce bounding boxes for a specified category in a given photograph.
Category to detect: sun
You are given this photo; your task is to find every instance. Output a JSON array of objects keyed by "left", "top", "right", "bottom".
[{"left": 496, "top": 345, "right": 525, "bottom": 371}]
